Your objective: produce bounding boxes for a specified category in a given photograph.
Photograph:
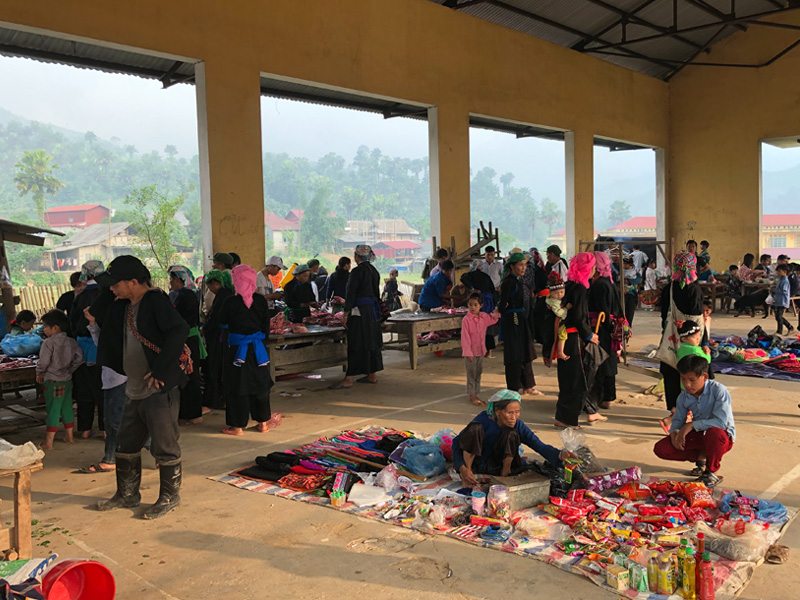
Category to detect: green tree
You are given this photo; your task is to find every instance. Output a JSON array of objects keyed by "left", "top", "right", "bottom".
[
  {"left": 539, "top": 197, "right": 561, "bottom": 238},
  {"left": 124, "top": 184, "right": 193, "bottom": 273},
  {"left": 499, "top": 172, "right": 514, "bottom": 197},
  {"left": 299, "top": 184, "right": 346, "bottom": 253},
  {"left": 607, "top": 199, "right": 632, "bottom": 228},
  {"left": 164, "top": 145, "right": 178, "bottom": 158},
  {"left": 13, "top": 149, "right": 66, "bottom": 223}
]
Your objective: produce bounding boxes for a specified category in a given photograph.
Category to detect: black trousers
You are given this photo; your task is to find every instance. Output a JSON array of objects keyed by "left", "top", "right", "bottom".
[
  {"left": 73, "top": 363, "right": 104, "bottom": 432},
  {"left": 587, "top": 372, "right": 616, "bottom": 410},
  {"left": 624, "top": 294, "right": 638, "bottom": 327},
  {"left": 226, "top": 391, "right": 271, "bottom": 428},
  {"left": 179, "top": 336, "right": 203, "bottom": 421},
  {"left": 458, "top": 421, "right": 522, "bottom": 475},
  {"left": 116, "top": 388, "right": 181, "bottom": 465},
  {"left": 504, "top": 361, "right": 535, "bottom": 391},
  {"left": 555, "top": 334, "right": 587, "bottom": 427},
  {"left": 774, "top": 306, "right": 793, "bottom": 334}
]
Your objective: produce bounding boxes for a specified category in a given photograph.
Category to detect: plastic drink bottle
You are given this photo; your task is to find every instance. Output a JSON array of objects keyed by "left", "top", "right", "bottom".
[
  {"left": 677, "top": 539, "right": 688, "bottom": 587},
  {"left": 647, "top": 553, "right": 659, "bottom": 593},
  {"left": 696, "top": 532, "right": 705, "bottom": 584},
  {"left": 683, "top": 548, "right": 696, "bottom": 600},
  {"left": 698, "top": 552, "right": 714, "bottom": 600},
  {"left": 658, "top": 555, "right": 674, "bottom": 595}
]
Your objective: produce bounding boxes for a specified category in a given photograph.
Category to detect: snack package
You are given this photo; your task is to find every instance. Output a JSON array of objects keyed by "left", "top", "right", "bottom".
[
  {"left": 617, "top": 483, "right": 652, "bottom": 500},
  {"left": 637, "top": 504, "right": 664, "bottom": 516},
  {"left": 582, "top": 466, "right": 643, "bottom": 493},
  {"left": 650, "top": 480, "right": 681, "bottom": 495},
  {"left": 681, "top": 482, "right": 716, "bottom": 509}
]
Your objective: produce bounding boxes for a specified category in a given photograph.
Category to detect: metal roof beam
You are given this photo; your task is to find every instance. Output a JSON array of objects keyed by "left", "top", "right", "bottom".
[
  {"left": 583, "top": 6, "right": 799, "bottom": 51},
  {"left": 483, "top": 0, "right": 679, "bottom": 71},
  {"left": 571, "top": 0, "right": 659, "bottom": 50},
  {"left": 662, "top": 24, "right": 728, "bottom": 81},
  {"left": 581, "top": 0, "right": 704, "bottom": 50},
  {"left": 683, "top": 0, "right": 745, "bottom": 30}
]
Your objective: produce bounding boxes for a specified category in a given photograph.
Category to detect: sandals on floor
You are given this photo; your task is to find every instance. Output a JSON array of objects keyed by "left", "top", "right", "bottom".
[
  {"left": 77, "top": 463, "right": 115, "bottom": 474},
  {"left": 766, "top": 544, "right": 790, "bottom": 565}
]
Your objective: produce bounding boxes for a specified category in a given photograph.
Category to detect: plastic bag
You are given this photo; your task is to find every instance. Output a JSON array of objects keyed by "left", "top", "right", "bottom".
[
  {"left": 376, "top": 464, "right": 399, "bottom": 492},
  {"left": 559, "top": 428, "right": 603, "bottom": 474},
  {"left": 695, "top": 521, "right": 779, "bottom": 563},
  {"left": 0, "top": 333, "right": 43, "bottom": 358},
  {"left": 429, "top": 504, "right": 446, "bottom": 527},
  {"left": 719, "top": 492, "right": 788, "bottom": 524},
  {"left": 428, "top": 428, "right": 457, "bottom": 461},
  {"left": 0, "top": 439, "right": 44, "bottom": 470},
  {"left": 393, "top": 439, "right": 446, "bottom": 478},
  {"left": 347, "top": 484, "right": 391, "bottom": 507}
]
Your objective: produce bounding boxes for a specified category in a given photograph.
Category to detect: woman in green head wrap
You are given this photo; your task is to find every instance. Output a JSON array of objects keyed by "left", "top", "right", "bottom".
[
  {"left": 451, "top": 389, "right": 577, "bottom": 487},
  {"left": 202, "top": 269, "right": 235, "bottom": 410}
]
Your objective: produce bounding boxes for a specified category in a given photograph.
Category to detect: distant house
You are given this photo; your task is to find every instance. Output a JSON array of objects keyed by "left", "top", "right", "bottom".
[
  {"left": 762, "top": 214, "right": 800, "bottom": 254},
  {"left": 372, "top": 240, "right": 422, "bottom": 259},
  {"left": 265, "top": 208, "right": 339, "bottom": 251},
  {"left": 546, "top": 227, "right": 600, "bottom": 250},
  {"left": 603, "top": 217, "right": 657, "bottom": 238},
  {"left": 345, "top": 218, "right": 420, "bottom": 244},
  {"left": 336, "top": 233, "right": 368, "bottom": 253},
  {"left": 44, "top": 204, "right": 110, "bottom": 229},
  {"left": 48, "top": 222, "right": 137, "bottom": 270}
]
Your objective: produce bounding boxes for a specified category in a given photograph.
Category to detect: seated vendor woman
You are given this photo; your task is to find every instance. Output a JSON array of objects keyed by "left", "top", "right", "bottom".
[
  {"left": 452, "top": 389, "right": 578, "bottom": 487},
  {"left": 283, "top": 264, "right": 320, "bottom": 323}
]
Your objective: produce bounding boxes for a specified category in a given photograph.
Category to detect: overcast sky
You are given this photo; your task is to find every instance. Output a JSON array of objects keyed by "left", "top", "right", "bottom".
[{"left": 2, "top": 54, "right": 799, "bottom": 215}]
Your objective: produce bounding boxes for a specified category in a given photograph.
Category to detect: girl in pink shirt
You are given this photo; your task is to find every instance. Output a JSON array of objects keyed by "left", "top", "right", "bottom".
[{"left": 462, "top": 292, "right": 501, "bottom": 406}]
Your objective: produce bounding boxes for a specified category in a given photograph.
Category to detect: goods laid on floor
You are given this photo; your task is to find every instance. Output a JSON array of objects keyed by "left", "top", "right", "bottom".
[{"left": 214, "top": 426, "right": 795, "bottom": 600}]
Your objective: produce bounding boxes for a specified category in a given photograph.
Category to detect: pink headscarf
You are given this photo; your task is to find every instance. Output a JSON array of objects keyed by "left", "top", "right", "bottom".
[
  {"left": 232, "top": 264, "right": 258, "bottom": 309},
  {"left": 593, "top": 251, "right": 612, "bottom": 280},
  {"left": 567, "top": 252, "right": 596, "bottom": 289}
]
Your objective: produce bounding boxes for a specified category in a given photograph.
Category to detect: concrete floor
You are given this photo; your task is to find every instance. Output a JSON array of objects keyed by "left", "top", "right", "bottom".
[{"left": 1, "top": 308, "right": 798, "bottom": 600}]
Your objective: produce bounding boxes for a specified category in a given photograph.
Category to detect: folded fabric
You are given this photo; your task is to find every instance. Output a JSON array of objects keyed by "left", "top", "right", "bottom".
[
  {"left": 265, "top": 452, "right": 301, "bottom": 467},
  {"left": 290, "top": 465, "right": 324, "bottom": 475},
  {"left": 278, "top": 472, "right": 330, "bottom": 490},
  {"left": 238, "top": 466, "right": 287, "bottom": 482},
  {"left": 255, "top": 456, "right": 292, "bottom": 475}
]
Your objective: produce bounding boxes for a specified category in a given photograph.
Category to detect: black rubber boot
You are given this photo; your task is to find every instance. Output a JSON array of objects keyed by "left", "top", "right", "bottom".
[
  {"left": 96, "top": 453, "right": 141, "bottom": 511},
  {"left": 143, "top": 462, "right": 181, "bottom": 520}
]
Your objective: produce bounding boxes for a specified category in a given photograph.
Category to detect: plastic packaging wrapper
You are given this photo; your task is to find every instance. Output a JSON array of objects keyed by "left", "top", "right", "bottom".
[
  {"left": 680, "top": 482, "right": 716, "bottom": 509},
  {"left": 429, "top": 504, "right": 447, "bottom": 527},
  {"left": 581, "top": 466, "right": 642, "bottom": 492},
  {"left": 0, "top": 334, "right": 42, "bottom": 358},
  {"left": 695, "top": 521, "right": 780, "bottom": 563},
  {"left": 617, "top": 483, "right": 651, "bottom": 500},
  {"left": 376, "top": 464, "right": 399, "bottom": 492},
  {"left": 0, "top": 439, "right": 44, "bottom": 470},
  {"left": 719, "top": 492, "right": 788, "bottom": 524},
  {"left": 347, "top": 484, "right": 392, "bottom": 507},
  {"left": 428, "top": 428, "right": 456, "bottom": 461},
  {"left": 559, "top": 428, "right": 604, "bottom": 474}
]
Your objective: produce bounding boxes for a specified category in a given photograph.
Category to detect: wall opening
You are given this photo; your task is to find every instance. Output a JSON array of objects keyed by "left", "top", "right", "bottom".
[{"left": 760, "top": 138, "right": 800, "bottom": 266}]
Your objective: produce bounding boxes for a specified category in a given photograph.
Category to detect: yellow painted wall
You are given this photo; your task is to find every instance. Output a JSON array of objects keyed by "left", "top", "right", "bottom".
[
  {"left": 0, "top": 0, "right": 669, "bottom": 265},
  {"left": 669, "top": 13, "right": 800, "bottom": 270}
]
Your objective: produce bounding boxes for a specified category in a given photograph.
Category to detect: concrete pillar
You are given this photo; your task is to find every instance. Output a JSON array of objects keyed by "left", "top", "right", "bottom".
[
  {"left": 428, "top": 104, "right": 471, "bottom": 258},
  {"left": 655, "top": 147, "right": 668, "bottom": 268},
  {"left": 565, "top": 130, "right": 594, "bottom": 258},
  {"left": 195, "top": 59, "right": 265, "bottom": 271}
]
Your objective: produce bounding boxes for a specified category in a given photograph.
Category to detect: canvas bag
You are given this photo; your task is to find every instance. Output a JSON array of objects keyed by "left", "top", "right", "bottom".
[{"left": 654, "top": 284, "right": 704, "bottom": 369}]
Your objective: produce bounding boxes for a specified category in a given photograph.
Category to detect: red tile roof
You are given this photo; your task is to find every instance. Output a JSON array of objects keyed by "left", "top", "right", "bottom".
[
  {"left": 762, "top": 214, "right": 800, "bottom": 227},
  {"left": 264, "top": 211, "right": 298, "bottom": 231},
  {"left": 45, "top": 204, "right": 107, "bottom": 214},
  {"left": 608, "top": 217, "right": 657, "bottom": 230}
]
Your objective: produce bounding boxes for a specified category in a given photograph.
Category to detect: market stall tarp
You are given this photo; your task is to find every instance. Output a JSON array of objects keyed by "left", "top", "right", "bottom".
[{"left": 211, "top": 426, "right": 797, "bottom": 600}]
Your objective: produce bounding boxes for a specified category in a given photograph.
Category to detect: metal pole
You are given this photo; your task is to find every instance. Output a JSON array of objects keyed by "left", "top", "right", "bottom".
[{"left": 618, "top": 242, "right": 628, "bottom": 366}]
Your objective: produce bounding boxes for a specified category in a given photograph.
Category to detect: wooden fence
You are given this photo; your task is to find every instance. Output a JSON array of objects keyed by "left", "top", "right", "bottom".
[{"left": 17, "top": 284, "right": 70, "bottom": 319}]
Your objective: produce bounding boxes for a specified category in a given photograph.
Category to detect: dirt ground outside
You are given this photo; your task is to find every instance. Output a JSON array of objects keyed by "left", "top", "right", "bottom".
[{"left": 1, "top": 308, "right": 798, "bottom": 600}]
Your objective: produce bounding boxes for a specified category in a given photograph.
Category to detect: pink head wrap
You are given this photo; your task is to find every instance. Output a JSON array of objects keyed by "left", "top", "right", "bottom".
[
  {"left": 593, "top": 251, "right": 612, "bottom": 279},
  {"left": 232, "top": 264, "right": 258, "bottom": 309},
  {"left": 567, "top": 252, "right": 596, "bottom": 289}
]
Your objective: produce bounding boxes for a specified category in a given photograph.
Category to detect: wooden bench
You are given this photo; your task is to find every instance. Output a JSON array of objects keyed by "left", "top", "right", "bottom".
[{"left": 0, "top": 461, "right": 43, "bottom": 559}]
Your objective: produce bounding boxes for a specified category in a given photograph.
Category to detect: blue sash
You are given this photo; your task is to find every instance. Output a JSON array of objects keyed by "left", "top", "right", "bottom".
[
  {"left": 354, "top": 297, "right": 381, "bottom": 322},
  {"left": 227, "top": 332, "right": 269, "bottom": 367},
  {"left": 76, "top": 335, "right": 97, "bottom": 364},
  {"left": 480, "top": 292, "right": 495, "bottom": 315}
]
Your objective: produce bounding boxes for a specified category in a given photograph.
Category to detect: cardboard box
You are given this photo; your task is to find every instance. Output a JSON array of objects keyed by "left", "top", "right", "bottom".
[
  {"left": 606, "top": 564, "right": 630, "bottom": 592},
  {"left": 489, "top": 471, "right": 551, "bottom": 512}
]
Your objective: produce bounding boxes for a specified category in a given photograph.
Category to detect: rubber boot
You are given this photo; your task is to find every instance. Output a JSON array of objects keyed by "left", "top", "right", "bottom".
[
  {"left": 96, "top": 453, "right": 141, "bottom": 511},
  {"left": 143, "top": 462, "right": 181, "bottom": 520}
]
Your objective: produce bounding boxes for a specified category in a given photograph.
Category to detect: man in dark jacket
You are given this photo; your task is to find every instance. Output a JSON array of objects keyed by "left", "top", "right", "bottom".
[{"left": 94, "top": 256, "right": 189, "bottom": 520}]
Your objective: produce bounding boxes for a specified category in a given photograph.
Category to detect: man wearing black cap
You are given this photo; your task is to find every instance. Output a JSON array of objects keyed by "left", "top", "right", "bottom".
[
  {"left": 94, "top": 255, "right": 189, "bottom": 519},
  {"left": 545, "top": 245, "right": 569, "bottom": 281}
]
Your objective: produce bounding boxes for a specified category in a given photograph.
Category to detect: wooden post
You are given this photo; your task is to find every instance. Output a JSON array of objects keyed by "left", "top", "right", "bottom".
[{"left": 13, "top": 470, "right": 31, "bottom": 559}]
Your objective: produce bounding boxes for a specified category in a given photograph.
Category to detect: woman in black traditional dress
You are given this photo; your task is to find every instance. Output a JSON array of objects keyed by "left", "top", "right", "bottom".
[
  {"left": 168, "top": 265, "right": 207, "bottom": 424},
  {"left": 219, "top": 265, "right": 277, "bottom": 436},
  {"left": 554, "top": 252, "right": 599, "bottom": 429},
  {"left": 332, "top": 245, "right": 383, "bottom": 389},
  {"left": 202, "top": 269, "right": 234, "bottom": 411},
  {"left": 587, "top": 251, "right": 623, "bottom": 416},
  {"left": 497, "top": 253, "right": 540, "bottom": 396},
  {"left": 283, "top": 265, "right": 319, "bottom": 323}
]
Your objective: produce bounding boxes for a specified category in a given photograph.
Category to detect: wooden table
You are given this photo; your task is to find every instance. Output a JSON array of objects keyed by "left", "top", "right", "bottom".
[
  {"left": 699, "top": 282, "right": 726, "bottom": 311},
  {"left": 268, "top": 325, "right": 347, "bottom": 377},
  {"left": 0, "top": 364, "right": 38, "bottom": 400},
  {"left": 0, "top": 460, "right": 42, "bottom": 559},
  {"left": 384, "top": 312, "right": 465, "bottom": 369}
]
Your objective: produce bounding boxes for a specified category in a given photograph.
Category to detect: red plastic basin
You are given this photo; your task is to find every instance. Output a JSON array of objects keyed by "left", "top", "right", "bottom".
[{"left": 42, "top": 560, "right": 115, "bottom": 600}]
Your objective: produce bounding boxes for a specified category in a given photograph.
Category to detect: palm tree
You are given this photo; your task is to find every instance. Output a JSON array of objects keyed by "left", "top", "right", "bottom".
[
  {"left": 607, "top": 200, "right": 632, "bottom": 228},
  {"left": 539, "top": 197, "right": 561, "bottom": 237},
  {"left": 499, "top": 172, "right": 514, "bottom": 197},
  {"left": 14, "top": 150, "right": 66, "bottom": 223}
]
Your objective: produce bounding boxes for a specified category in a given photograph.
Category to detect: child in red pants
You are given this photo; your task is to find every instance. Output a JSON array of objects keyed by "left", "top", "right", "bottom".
[
  {"left": 653, "top": 354, "right": 735, "bottom": 487},
  {"left": 36, "top": 310, "right": 84, "bottom": 449}
]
